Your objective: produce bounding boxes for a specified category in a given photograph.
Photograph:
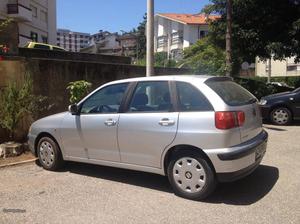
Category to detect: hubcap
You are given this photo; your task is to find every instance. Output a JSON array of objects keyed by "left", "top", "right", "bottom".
[
  {"left": 39, "top": 141, "right": 55, "bottom": 166},
  {"left": 273, "top": 109, "right": 289, "bottom": 124},
  {"left": 173, "top": 157, "right": 206, "bottom": 193}
]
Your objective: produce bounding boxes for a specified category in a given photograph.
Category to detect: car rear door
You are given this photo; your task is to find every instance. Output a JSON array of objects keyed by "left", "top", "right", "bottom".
[{"left": 117, "top": 81, "right": 178, "bottom": 168}]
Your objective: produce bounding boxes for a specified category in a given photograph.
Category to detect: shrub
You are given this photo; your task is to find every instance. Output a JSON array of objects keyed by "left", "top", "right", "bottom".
[
  {"left": 0, "top": 75, "right": 46, "bottom": 140},
  {"left": 67, "top": 80, "right": 92, "bottom": 104}
]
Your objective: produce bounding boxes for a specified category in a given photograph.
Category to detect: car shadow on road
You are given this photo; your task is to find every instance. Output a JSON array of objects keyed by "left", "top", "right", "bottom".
[
  {"left": 63, "top": 162, "right": 173, "bottom": 193},
  {"left": 206, "top": 165, "right": 279, "bottom": 205},
  {"left": 61, "top": 162, "right": 278, "bottom": 205}
]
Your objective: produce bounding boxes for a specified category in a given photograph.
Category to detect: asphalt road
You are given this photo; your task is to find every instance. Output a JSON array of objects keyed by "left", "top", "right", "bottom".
[{"left": 0, "top": 124, "right": 299, "bottom": 224}]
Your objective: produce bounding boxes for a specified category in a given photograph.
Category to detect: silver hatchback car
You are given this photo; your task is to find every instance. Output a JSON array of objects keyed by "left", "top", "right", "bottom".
[{"left": 28, "top": 75, "right": 268, "bottom": 200}]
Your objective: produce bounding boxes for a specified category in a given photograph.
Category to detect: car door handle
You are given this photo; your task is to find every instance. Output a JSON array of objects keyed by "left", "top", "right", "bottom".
[
  {"left": 104, "top": 119, "right": 117, "bottom": 126},
  {"left": 159, "top": 118, "right": 175, "bottom": 126}
]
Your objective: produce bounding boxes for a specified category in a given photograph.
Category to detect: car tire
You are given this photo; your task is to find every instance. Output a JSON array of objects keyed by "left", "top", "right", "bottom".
[
  {"left": 270, "top": 107, "right": 292, "bottom": 125},
  {"left": 167, "top": 150, "right": 217, "bottom": 200},
  {"left": 37, "top": 137, "right": 64, "bottom": 171}
]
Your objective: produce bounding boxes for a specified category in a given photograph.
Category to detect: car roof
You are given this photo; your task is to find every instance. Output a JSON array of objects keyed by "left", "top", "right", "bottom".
[{"left": 106, "top": 75, "right": 230, "bottom": 85}]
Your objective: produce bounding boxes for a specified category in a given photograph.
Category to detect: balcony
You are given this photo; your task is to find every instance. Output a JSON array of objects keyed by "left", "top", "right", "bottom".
[
  {"left": 7, "top": 4, "right": 32, "bottom": 22},
  {"left": 157, "top": 36, "right": 168, "bottom": 51},
  {"left": 171, "top": 32, "right": 183, "bottom": 46}
]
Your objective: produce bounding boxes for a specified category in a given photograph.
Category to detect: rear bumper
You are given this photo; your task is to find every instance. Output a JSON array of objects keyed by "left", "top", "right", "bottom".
[
  {"left": 204, "top": 130, "right": 268, "bottom": 182},
  {"left": 259, "top": 105, "right": 272, "bottom": 120},
  {"left": 216, "top": 157, "right": 263, "bottom": 182}
]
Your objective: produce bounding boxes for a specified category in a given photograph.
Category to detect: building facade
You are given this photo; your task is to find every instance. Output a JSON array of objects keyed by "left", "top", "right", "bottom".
[
  {"left": 0, "top": 0, "right": 57, "bottom": 47},
  {"left": 154, "top": 13, "right": 219, "bottom": 60},
  {"left": 256, "top": 57, "right": 300, "bottom": 77},
  {"left": 57, "top": 29, "right": 90, "bottom": 52},
  {"left": 81, "top": 30, "right": 137, "bottom": 58}
]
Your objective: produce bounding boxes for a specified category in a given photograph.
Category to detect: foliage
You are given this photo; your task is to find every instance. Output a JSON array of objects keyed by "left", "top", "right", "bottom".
[
  {"left": 132, "top": 14, "right": 147, "bottom": 60},
  {"left": 0, "top": 75, "right": 47, "bottom": 140},
  {"left": 0, "top": 18, "right": 13, "bottom": 33},
  {"left": 233, "top": 76, "right": 300, "bottom": 99},
  {"left": 233, "top": 77, "right": 276, "bottom": 99},
  {"left": 179, "top": 37, "right": 226, "bottom": 75},
  {"left": 203, "top": 0, "right": 300, "bottom": 74},
  {"left": 67, "top": 80, "right": 92, "bottom": 104},
  {"left": 154, "top": 52, "right": 177, "bottom": 67}
]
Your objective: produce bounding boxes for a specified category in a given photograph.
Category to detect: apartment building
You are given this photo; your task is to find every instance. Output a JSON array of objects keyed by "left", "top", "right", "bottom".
[
  {"left": 0, "top": 0, "right": 57, "bottom": 47},
  {"left": 57, "top": 29, "right": 90, "bottom": 52},
  {"left": 154, "top": 13, "right": 219, "bottom": 60},
  {"left": 256, "top": 57, "right": 300, "bottom": 77}
]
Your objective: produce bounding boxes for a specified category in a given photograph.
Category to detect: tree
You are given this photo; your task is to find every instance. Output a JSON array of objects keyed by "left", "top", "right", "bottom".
[
  {"left": 0, "top": 17, "right": 13, "bottom": 33},
  {"left": 203, "top": 0, "right": 300, "bottom": 75},
  {"left": 225, "top": 0, "right": 232, "bottom": 76},
  {"left": 180, "top": 37, "right": 226, "bottom": 76},
  {"left": 135, "top": 14, "right": 147, "bottom": 60}
]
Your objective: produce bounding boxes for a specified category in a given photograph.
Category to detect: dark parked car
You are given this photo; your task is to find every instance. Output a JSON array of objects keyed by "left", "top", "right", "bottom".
[{"left": 259, "top": 87, "right": 300, "bottom": 125}]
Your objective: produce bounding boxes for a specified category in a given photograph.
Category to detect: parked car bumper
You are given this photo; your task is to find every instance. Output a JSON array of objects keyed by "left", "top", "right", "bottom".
[
  {"left": 259, "top": 105, "right": 272, "bottom": 120},
  {"left": 204, "top": 130, "right": 268, "bottom": 182},
  {"left": 28, "top": 133, "right": 36, "bottom": 155}
]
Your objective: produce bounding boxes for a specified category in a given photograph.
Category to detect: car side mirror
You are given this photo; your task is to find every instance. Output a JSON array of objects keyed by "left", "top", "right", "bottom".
[{"left": 68, "top": 104, "right": 79, "bottom": 115}]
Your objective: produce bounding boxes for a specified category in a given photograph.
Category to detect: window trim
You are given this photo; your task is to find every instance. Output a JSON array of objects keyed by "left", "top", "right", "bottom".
[
  {"left": 123, "top": 80, "right": 176, "bottom": 114},
  {"left": 78, "top": 82, "right": 131, "bottom": 115}
]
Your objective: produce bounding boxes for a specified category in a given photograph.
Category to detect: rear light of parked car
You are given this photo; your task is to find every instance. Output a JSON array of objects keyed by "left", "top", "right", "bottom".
[{"left": 215, "top": 111, "right": 245, "bottom": 129}]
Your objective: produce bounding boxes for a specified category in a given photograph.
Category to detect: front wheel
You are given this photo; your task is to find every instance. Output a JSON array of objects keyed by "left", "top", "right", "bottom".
[
  {"left": 270, "top": 107, "right": 292, "bottom": 125},
  {"left": 37, "top": 137, "right": 64, "bottom": 171},
  {"left": 167, "top": 151, "right": 217, "bottom": 200}
]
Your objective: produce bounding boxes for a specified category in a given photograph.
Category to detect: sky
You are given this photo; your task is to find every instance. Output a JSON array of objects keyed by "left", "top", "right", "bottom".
[{"left": 57, "top": 0, "right": 210, "bottom": 34}]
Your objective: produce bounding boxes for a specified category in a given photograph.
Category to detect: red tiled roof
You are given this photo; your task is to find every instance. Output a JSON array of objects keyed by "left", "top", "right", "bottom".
[{"left": 157, "top": 13, "right": 220, "bottom": 25}]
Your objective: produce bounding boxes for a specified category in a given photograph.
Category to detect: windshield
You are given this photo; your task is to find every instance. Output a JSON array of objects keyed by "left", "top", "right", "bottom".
[{"left": 205, "top": 80, "right": 257, "bottom": 106}]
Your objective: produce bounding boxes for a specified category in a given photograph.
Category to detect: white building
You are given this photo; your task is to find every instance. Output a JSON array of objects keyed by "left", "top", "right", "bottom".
[
  {"left": 81, "top": 30, "right": 121, "bottom": 55},
  {"left": 256, "top": 57, "right": 300, "bottom": 77},
  {"left": 57, "top": 29, "right": 90, "bottom": 52},
  {"left": 154, "top": 13, "right": 219, "bottom": 60},
  {"left": 0, "top": 0, "right": 57, "bottom": 46}
]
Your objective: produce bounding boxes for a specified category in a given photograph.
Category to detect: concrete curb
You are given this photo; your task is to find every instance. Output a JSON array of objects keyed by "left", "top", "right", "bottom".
[{"left": 0, "top": 158, "right": 38, "bottom": 169}]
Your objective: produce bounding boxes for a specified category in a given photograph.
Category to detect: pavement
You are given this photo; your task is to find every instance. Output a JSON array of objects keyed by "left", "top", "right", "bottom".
[{"left": 0, "top": 124, "right": 299, "bottom": 224}]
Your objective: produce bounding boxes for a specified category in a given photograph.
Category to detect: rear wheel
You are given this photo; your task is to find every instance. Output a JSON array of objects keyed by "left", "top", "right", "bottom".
[
  {"left": 37, "top": 137, "right": 64, "bottom": 171},
  {"left": 270, "top": 107, "right": 292, "bottom": 125},
  {"left": 167, "top": 150, "right": 217, "bottom": 200}
]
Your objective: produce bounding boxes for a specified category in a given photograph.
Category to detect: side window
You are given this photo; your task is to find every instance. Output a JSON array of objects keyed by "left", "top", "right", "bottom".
[
  {"left": 176, "top": 82, "right": 213, "bottom": 111},
  {"left": 80, "top": 83, "right": 128, "bottom": 114},
  {"left": 128, "top": 81, "right": 172, "bottom": 112}
]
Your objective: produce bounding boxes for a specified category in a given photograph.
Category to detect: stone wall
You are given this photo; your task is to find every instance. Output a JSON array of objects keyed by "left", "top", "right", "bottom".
[{"left": 0, "top": 57, "right": 191, "bottom": 143}]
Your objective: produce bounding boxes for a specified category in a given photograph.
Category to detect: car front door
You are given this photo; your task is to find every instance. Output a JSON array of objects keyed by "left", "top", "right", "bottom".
[
  {"left": 61, "top": 82, "right": 129, "bottom": 162},
  {"left": 118, "top": 81, "right": 179, "bottom": 168}
]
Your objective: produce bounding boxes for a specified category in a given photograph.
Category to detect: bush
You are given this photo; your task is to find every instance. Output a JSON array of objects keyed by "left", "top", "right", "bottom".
[
  {"left": 67, "top": 80, "right": 92, "bottom": 104},
  {"left": 0, "top": 75, "right": 46, "bottom": 140}
]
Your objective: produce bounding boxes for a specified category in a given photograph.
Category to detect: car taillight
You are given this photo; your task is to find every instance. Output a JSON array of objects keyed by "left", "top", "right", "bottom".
[{"left": 215, "top": 111, "right": 245, "bottom": 130}]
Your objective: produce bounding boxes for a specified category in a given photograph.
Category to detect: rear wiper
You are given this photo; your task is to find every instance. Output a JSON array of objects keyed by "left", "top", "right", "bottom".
[{"left": 247, "top": 98, "right": 257, "bottom": 104}]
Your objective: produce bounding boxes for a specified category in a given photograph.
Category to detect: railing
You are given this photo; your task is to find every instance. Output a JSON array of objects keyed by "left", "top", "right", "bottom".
[
  {"left": 157, "top": 36, "right": 168, "bottom": 48},
  {"left": 171, "top": 32, "right": 183, "bottom": 45}
]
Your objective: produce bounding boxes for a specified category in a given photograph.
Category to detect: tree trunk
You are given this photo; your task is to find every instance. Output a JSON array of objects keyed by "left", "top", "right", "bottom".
[{"left": 225, "top": 0, "right": 232, "bottom": 77}]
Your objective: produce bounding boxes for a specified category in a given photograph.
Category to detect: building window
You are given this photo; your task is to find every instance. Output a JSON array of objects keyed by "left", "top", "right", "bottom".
[
  {"left": 30, "top": 5, "right": 37, "bottom": 18},
  {"left": 40, "top": 10, "right": 47, "bottom": 22},
  {"left": 199, "top": 30, "right": 208, "bottom": 39},
  {"left": 42, "top": 36, "right": 48, "bottom": 44},
  {"left": 287, "top": 65, "right": 297, "bottom": 71},
  {"left": 30, "top": 32, "right": 38, "bottom": 42}
]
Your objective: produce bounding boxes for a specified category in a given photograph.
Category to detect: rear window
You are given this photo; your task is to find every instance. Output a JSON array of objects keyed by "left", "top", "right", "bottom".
[
  {"left": 34, "top": 44, "right": 50, "bottom": 50},
  {"left": 206, "top": 80, "right": 256, "bottom": 106}
]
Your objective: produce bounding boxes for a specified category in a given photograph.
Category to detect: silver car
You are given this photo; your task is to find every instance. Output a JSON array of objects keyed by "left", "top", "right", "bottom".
[{"left": 28, "top": 75, "right": 268, "bottom": 200}]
